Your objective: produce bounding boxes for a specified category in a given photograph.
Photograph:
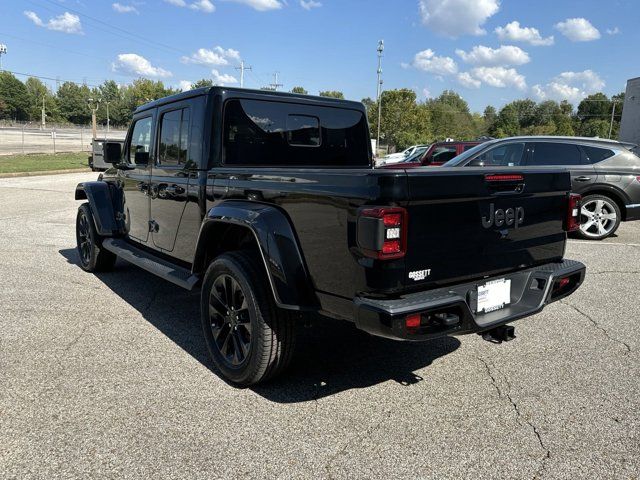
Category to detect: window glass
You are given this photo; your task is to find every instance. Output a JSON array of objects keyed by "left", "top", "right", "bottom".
[
  {"left": 159, "top": 108, "right": 190, "bottom": 165},
  {"left": 286, "top": 115, "right": 320, "bottom": 146},
  {"left": 582, "top": 145, "right": 615, "bottom": 164},
  {"left": 530, "top": 142, "right": 582, "bottom": 166},
  {"left": 468, "top": 142, "right": 525, "bottom": 167},
  {"left": 129, "top": 117, "right": 152, "bottom": 165},
  {"left": 430, "top": 146, "right": 457, "bottom": 164},
  {"left": 463, "top": 144, "right": 477, "bottom": 151},
  {"left": 223, "top": 99, "right": 369, "bottom": 166}
]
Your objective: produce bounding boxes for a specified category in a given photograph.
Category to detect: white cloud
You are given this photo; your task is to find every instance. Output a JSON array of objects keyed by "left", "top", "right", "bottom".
[
  {"left": 224, "top": 0, "right": 283, "bottom": 11},
  {"left": 455, "top": 45, "right": 530, "bottom": 66},
  {"left": 494, "top": 21, "right": 554, "bottom": 46},
  {"left": 532, "top": 70, "right": 605, "bottom": 103},
  {"left": 179, "top": 80, "right": 194, "bottom": 91},
  {"left": 190, "top": 0, "right": 215, "bottom": 12},
  {"left": 457, "top": 67, "right": 526, "bottom": 90},
  {"left": 411, "top": 49, "right": 458, "bottom": 75},
  {"left": 606, "top": 27, "right": 620, "bottom": 35},
  {"left": 112, "top": 3, "right": 139, "bottom": 13},
  {"left": 24, "top": 10, "right": 83, "bottom": 34},
  {"left": 211, "top": 69, "right": 238, "bottom": 85},
  {"left": 300, "top": 0, "right": 321, "bottom": 9},
  {"left": 112, "top": 53, "right": 172, "bottom": 78},
  {"left": 164, "top": 0, "right": 215, "bottom": 13},
  {"left": 181, "top": 46, "right": 240, "bottom": 66},
  {"left": 418, "top": 0, "right": 499, "bottom": 37},
  {"left": 555, "top": 18, "right": 600, "bottom": 42},
  {"left": 457, "top": 72, "right": 481, "bottom": 88},
  {"left": 422, "top": 87, "right": 432, "bottom": 99}
]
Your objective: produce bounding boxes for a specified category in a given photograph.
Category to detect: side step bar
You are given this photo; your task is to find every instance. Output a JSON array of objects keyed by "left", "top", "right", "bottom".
[{"left": 102, "top": 238, "right": 200, "bottom": 291}]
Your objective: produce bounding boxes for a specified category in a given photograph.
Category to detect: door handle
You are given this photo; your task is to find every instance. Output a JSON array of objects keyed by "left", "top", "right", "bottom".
[{"left": 575, "top": 176, "right": 591, "bottom": 182}]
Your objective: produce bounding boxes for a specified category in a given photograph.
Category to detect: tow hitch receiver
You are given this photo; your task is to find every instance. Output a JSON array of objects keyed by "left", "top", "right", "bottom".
[{"left": 480, "top": 325, "right": 516, "bottom": 343}]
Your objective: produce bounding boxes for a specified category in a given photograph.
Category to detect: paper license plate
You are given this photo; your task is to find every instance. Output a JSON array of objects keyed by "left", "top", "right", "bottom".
[{"left": 477, "top": 278, "right": 511, "bottom": 313}]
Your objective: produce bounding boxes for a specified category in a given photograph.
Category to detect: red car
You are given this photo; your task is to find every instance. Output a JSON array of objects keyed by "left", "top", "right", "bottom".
[{"left": 384, "top": 141, "right": 483, "bottom": 168}]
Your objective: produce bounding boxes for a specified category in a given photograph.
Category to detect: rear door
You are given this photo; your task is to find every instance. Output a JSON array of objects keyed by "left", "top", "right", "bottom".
[
  {"left": 149, "top": 102, "right": 192, "bottom": 253},
  {"left": 525, "top": 141, "right": 596, "bottom": 195},
  {"left": 403, "top": 168, "right": 570, "bottom": 289}
]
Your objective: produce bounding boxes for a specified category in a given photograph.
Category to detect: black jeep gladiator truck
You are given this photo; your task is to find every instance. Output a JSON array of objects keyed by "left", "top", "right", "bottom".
[{"left": 75, "top": 87, "right": 586, "bottom": 386}]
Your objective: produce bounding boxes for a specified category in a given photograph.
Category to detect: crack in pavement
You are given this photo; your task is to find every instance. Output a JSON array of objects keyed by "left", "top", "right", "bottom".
[
  {"left": 560, "top": 300, "right": 632, "bottom": 353},
  {"left": 477, "top": 357, "right": 551, "bottom": 479}
]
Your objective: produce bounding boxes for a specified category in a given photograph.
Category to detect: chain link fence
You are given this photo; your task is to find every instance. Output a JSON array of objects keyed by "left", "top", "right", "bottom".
[{"left": 0, "top": 122, "right": 127, "bottom": 156}]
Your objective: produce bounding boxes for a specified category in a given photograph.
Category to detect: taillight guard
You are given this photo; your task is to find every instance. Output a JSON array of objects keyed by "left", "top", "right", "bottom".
[{"left": 359, "top": 207, "right": 408, "bottom": 260}]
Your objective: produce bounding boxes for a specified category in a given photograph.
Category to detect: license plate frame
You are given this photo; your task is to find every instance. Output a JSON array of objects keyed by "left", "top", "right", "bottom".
[{"left": 477, "top": 278, "right": 511, "bottom": 314}]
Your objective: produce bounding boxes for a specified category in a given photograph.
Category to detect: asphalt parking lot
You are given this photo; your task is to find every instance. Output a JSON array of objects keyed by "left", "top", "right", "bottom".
[{"left": 1, "top": 172, "right": 638, "bottom": 479}]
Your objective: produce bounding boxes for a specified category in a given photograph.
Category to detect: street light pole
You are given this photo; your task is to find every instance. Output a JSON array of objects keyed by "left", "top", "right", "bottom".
[
  {"left": 87, "top": 97, "right": 100, "bottom": 140},
  {"left": 105, "top": 101, "right": 110, "bottom": 134},
  {"left": 376, "top": 40, "right": 384, "bottom": 154}
]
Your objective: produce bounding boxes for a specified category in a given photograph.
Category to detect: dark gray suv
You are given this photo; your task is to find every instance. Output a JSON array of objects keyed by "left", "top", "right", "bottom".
[{"left": 444, "top": 136, "right": 640, "bottom": 240}]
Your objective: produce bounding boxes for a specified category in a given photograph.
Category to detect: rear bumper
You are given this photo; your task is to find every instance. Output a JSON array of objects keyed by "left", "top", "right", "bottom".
[
  {"left": 354, "top": 259, "right": 585, "bottom": 341},
  {"left": 624, "top": 204, "right": 640, "bottom": 221}
]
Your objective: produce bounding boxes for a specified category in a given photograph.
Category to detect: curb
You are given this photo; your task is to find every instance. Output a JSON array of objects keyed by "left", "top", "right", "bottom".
[{"left": 0, "top": 168, "right": 93, "bottom": 179}]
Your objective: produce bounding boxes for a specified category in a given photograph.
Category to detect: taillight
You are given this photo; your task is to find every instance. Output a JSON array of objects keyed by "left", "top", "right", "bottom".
[
  {"left": 566, "top": 193, "right": 581, "bottom": 232},
  {"left": 358, "top": 207, "right": 408, "bottom": 260}
]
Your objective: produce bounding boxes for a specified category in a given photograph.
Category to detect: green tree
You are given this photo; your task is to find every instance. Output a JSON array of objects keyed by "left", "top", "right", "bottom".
[
  {"left": 56, "top": 81, "right": 91, "bottom": 124},
  {"left": 0, "top": 72, "right": 30, "bottom": 121},
  {"left": 192, "top": 79, "right": 214, "bottom": 89},
  {"left": 319, "top": 90, "right": 344, "bottom": 99},
  {"left": 24, "top": 77, "right": 60, "bottom": 123},
  {"left": 482, "top": 105, "right": 497, "bottom": 134},
  {"left": 427, "top": 90, "right": 476, "bottom": 140},
  {"left": 371, "top": 89, "right": 430, "bottom": 150},
  {"left": 580, "top": 119, "right": 610, "bottom": 137},
  {"left": 291, "top": 86, "right": 308, "bottom": 95}
]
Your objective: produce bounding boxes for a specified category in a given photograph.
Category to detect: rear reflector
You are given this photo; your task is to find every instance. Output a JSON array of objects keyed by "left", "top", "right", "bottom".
[
  {"left": 405, "top": 313, "right": 421, "bottom": 329},
  {"left": 566, "top": 193, "right": 581, "bottom": 232},
  {"left": 485, "top": 174, "right": 524, "bottom": 182}
]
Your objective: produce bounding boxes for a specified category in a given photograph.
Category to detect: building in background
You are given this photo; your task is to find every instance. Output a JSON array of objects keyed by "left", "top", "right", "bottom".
[{"left": 619, "top": 77, "right": 640, "bottom": 145}]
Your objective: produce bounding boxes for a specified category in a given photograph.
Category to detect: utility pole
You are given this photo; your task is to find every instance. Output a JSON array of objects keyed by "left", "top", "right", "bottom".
[
  {"left": 265, "top": 72, "right": 283, "bottom": 91},
  {"left": 235, "top": 60, "right": 252, "bottom": 88},
  {"left": 87, "top": 97, "right": 100, "bottom": 140},
  {"left": 105, "top": 101, "right": 110, "bottom": 134},
  {"left": 0, "top": 44, "right": 6, "bottom": 70},
  {"left": 41, "top": 95, "right": 46, "bottom": 130},
  {"left": 608, "top": 100, "right": 617, "bottom": 139},
  {"left": 376, "top": 40, "right": 384, "bottom": 153}
]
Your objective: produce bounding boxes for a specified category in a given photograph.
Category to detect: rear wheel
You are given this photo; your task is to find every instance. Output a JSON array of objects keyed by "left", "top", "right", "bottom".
[
  {"left": 75, "top": 203, "right": 117, "bottom": 272},
  {"left": 200, "top": 251, "right": 295, "bottom": 386},
  {"left": 577, "top": 194, "right": 621, "bottom": 240}
]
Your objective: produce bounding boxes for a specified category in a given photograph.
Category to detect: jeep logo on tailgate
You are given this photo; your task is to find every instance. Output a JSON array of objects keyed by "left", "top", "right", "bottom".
[{"left": 482, "top": 203, "right": 524, "bottom": 229}]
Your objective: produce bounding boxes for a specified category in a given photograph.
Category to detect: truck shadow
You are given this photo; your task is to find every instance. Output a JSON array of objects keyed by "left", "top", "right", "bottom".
[{"left": 60, "top": 248, "right": 461, "bottom": 403}]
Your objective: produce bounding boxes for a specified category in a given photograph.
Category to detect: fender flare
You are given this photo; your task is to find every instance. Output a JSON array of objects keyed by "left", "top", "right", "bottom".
[
  {"left": 75, "top": 182, "right": 120, "bottom": 236},
  {"left": 193, "top": 201, "right": 318, "bottom": 311}
]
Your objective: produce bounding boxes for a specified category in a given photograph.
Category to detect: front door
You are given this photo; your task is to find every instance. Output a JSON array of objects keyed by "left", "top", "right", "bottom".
[
  {"left": 121, "top": 115, "right": 154, "bottom": 243},
  {"left": 149, "top": 104, "right": 192, "bottom": 253}
]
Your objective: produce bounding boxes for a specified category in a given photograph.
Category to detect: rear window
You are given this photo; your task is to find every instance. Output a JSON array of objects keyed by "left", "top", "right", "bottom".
[
  {"left": 582, "top": 145, "right": 615, "bottom": 164},
  {"left": 223, "top": 99, "right": 370, "bottom": 167},
  {"left": 529, "top": 142, "right": 583, "bottom": 166},
  {"left": 468, "top": 142, "right": 525, "bottom": 167}
]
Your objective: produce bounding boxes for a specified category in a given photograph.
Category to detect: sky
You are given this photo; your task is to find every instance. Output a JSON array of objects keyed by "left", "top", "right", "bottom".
[{"left": 0, "top": 0, "right": 638, "bottom": 112}]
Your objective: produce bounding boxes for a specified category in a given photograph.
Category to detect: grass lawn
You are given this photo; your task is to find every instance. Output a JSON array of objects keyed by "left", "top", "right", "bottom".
[{"left": 0, "top": 152, "right": 90, "bottom": 174}]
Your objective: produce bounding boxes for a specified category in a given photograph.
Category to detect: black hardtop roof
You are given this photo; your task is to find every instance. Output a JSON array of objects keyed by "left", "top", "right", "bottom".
[{"left": 134, "top": 86, "right": 365, "bottom": 114}]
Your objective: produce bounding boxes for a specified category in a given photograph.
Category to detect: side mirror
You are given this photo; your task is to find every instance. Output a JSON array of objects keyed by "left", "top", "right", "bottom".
[
  {"left": 134, "top": 150, "right": 150, "bottom": 165},
  {"left": 103, "top": 142, "right": 122, "bottom": 164}
]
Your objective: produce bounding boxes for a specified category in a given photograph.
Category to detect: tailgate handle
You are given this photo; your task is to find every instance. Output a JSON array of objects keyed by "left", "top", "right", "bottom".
[{"left": 485, "top": 173, "right": 525, "bottom": 195}]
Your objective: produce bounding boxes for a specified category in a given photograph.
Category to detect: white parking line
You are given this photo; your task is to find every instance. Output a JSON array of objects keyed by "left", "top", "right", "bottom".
[{"left": 568, "top": 240, "right": 640, "bottom": 247}]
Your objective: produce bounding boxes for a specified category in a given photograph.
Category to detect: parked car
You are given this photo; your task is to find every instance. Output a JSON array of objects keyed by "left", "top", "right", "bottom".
[
  {"left": 381, "top": 141, "right": 484, "bottom": 169},
  {"left": 74, "top": 88, "right": 585, "bottom": 385},
  {"left": 377, "top": 144, "right": 429, "bottom": 166},
  {"left": 444, "top": 136, "right": 640, "bottom": 240}
]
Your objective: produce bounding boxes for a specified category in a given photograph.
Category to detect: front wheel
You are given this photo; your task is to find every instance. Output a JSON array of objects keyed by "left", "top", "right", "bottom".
[
  {"left": 200, "top": 251, "right": 296, "bottom": 386},
  {"left": 76, "top": 203, "right": 117, "bottom": 272},
  {"left": 576, "top": 194, "right": 621, "bottom": 240}
]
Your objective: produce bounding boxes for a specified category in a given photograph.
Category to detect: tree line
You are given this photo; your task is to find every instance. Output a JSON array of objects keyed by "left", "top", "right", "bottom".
[{"left": 0, "top": 72, "right": 624, "bottom": 150}]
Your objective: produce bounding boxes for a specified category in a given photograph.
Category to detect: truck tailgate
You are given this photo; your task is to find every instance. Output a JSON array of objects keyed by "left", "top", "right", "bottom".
[{"left": 403, "top": 168, "right": 570, "bottom": 289}]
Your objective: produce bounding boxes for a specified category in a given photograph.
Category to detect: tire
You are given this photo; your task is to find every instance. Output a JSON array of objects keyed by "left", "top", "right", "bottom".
[
  {"left": 75, "top": 203, "right": 117, "bottom": 272},
  {"left": 576, "top": 194, "right": 621, "bottom": 240},
  {"left": 200, "top": 251, "right": 296, "bottom": 386}
]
